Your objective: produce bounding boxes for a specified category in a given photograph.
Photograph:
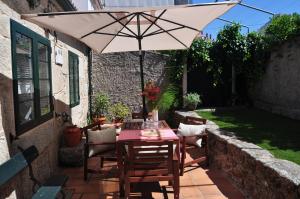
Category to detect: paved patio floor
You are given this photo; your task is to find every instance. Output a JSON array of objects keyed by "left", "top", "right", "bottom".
[{"left": 63, "top": 152, "right": 244, "bottom": 199}]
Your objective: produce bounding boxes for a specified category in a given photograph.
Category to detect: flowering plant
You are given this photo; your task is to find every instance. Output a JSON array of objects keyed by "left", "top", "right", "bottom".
[{"left": 142, "top": 80, "right": 160, "bottom": 110}]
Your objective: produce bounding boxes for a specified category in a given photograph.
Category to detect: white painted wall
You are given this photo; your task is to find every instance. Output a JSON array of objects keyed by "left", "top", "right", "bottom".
[{"left": 72, "top": 0, "right": 94, "bottom": 10}]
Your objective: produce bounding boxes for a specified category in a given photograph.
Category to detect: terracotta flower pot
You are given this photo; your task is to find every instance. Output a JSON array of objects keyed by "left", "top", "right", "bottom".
[
  {"left": 93, "top": 116, "right": 106, "bottom": 125},
  {"left": 64, "top": 125, "right": 82, "bottom": 147}
]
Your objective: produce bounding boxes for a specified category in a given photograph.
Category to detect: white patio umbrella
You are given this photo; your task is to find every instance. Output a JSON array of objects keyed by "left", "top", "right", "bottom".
[{"left": 22, "top": 1, "right": 238, "bottom": 119}]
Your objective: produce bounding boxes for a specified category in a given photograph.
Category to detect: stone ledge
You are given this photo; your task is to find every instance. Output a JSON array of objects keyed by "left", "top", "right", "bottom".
[{"left": 174, "top": 110, "right": 300, "bottom": 199}]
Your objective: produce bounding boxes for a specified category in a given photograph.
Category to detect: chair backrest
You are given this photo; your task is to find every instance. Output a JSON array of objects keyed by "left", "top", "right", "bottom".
[
  {"left": 185, "top": 116, "right": 207, "bottom": 125},
  {"left": 132, "top": 112, "right": 143, "bottom": 119},
  {"left": 82, "top": 121, "right": 102, "bottom": 142},
  {"left": 125, "top": 140, "right": 174, "bottom": 175},
  {"left": 0, "top": 145, "right": 38, "bottom": 189}
]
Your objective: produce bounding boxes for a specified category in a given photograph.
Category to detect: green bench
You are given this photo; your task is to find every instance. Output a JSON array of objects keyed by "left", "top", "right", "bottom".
[{"left": 0, "top": 146, "right": 68, "bottom": 199}]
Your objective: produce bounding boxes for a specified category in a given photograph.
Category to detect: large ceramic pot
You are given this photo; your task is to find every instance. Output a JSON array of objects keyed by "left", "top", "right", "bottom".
[{"left": 63, "top": 125, "right": 82, "bottom": 147}]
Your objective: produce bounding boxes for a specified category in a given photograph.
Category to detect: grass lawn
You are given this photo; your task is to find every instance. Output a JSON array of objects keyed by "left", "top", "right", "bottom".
[{"left": 197, "top": 108, "right": 300, "bottom": 165}]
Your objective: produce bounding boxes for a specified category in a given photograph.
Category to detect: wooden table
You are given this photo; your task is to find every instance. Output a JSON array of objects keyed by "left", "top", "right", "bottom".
[{"left": 116, "top": 120, "right": 180, "bottom": 196}]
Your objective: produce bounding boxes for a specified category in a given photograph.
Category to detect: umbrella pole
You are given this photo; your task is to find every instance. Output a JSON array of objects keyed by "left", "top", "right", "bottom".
[
  {"left": 137, "top": 14, "right": 147, "bottom": 121},
  {"left": 139, "top": 49, "right": 147, "bottom": 121}
]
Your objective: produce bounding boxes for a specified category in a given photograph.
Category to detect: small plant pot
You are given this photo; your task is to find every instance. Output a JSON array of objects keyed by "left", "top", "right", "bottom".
[
  {"left": 113, "top": 118, "right": 124, "bottom": 124},
  {"left": 63, "top": 125, "right": 82, "bottom": 147},
  {"left": 186, "top": 103, "right": 197, "bottom": 111},
  {"left": 93, "top": 116, "right": 106, "bottom": 124}
]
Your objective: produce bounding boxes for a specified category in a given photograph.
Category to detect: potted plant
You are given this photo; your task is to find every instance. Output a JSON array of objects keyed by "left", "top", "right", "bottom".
[
  {"left": 63, "top": 125, "right": 82, "bottom": 147},
  {"left": 142, "top": 80, "right": 160, "bottom": 121},
  {"left": 108, "top": 102, "right": 130, "bottom": 123},
  {"left": 93, "top": 92, "right": 110, "bottom": 123},
  {"left": 183, "top": 93, "right": 202, "bottom": 110}
]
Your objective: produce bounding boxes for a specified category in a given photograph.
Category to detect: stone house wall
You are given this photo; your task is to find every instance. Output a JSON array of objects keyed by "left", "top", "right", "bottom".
[
  {"left": 91, "top": 51, "right": 169, "bottom": 113},
  {"left": 253, "top": 36, "right": 300, "bottom": 120},
  {"left": 0, "top": 1, "right": 89, "bottom": 198}
]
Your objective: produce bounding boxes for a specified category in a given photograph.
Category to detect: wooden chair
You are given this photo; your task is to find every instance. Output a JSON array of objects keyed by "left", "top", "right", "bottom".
[
  {"left": 131, "top": 112, "right": 143, "bottom": 120},
  {"left": 123, "top": 140, "right": 179, "bottom": 199},
  {"left": 177, "top": 116, "right": 208, "bottom": 176},
  {"left": 82, "top": 121, "right": 117, "bottom": 181}
]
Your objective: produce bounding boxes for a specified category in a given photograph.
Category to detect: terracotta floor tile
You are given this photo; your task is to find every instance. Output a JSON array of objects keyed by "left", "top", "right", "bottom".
[
  {"left": 179, "top": 187, "right": 205, "bottom": 199},
  {"left": 62, "top": 153, "right": 244, "bottom": 199}
]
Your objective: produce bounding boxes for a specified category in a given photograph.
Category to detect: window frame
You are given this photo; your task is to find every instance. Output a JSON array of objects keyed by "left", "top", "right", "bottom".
[
  {"left": 68, "top": 51, "right": 80, "bottom": 108},
  {"left": 11, "top": 20, "right": 53, "bottom": 135}
]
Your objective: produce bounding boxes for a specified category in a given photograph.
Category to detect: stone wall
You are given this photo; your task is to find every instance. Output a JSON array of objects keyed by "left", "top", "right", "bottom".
[
  {"left": 174, "top": 111, "right": 300, "bottom": 199},
  {"left": 91, "top": 51, "right": 168, "bottom": 111},
  {"left": 0, "top": 1, "right": 89, "bottom": 198},
  {"left": 253, "top": 36, "right": 300, "bottom": 120}
]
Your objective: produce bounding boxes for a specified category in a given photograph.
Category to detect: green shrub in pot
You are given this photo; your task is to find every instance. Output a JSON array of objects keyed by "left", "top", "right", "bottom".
[
  {"left": 94, "top": 92, "right": 110, "bottom": 117},
  {"left": 183, "top": 93, "right": 201, "bottom": 110},
  {"left": 108, "top": 103, "right": 130, "bottom": 123}
]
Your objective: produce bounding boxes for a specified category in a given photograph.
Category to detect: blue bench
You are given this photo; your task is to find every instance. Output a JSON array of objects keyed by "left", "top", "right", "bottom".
[{"left": 0, "top": 146, "right": 68, "bottom": 199}]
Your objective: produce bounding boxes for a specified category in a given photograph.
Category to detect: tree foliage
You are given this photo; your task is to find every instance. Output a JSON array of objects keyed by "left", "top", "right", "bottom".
[
  {"left": 265, "top": 13, "right": 300, "bottom": 45},
  {"left": 188, "top": 38, "right": 212, "bottom": 70},
  {"left": 162, "top": 13, "right": 300, "bottom": 106},
  {"left": 209, "top": 23, "right": 247, "bottom": 86}
]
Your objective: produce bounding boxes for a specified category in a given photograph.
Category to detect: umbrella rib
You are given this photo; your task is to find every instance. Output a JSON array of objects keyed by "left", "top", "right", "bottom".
[
  {"left": 94, "top": 14, "right": 137, "bottom": 38},
  {"left": 94, "top": 32, "right": 135, "bottom": 38},
  {"left": 81, "top": 12, "right": 135, "bottom": 39},
  {"left": 141, "top": 9, "right": 167, "bottom": 37},
  {"left": 35, "top": 11, "right": 129, "bottom": 17},
  {"left": 108, "top": 13, "right": 138, "bottom": 38},
  {"left": 142, "top": 12, "right": 199, "bottom": 33},
  {"left": 143, "top": 26, "right": 185, "bottom": 37},
  {"left": 141, "top": 13, "right": 188, "bottom": 48},
  {"left": 99, "top": 13, "right": 137, "bottom": 53},
  {"left": 118, "top": 31, "right": 134, "bottom": 37}
]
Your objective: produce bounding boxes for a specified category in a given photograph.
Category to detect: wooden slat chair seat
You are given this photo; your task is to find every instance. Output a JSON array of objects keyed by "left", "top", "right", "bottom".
[{"left": 123, "top": 140, "right": 179, "bottom": 199}]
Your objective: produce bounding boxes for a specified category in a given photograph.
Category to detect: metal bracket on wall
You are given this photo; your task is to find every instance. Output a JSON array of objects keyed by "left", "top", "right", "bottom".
[{"left": 9, "top": 133, "right": 18, "bottom": 144}]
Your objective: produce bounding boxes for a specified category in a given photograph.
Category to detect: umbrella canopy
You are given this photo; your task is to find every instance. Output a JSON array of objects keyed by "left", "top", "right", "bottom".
[
  {"left": 22, "top": 1, "right": 238, "bottom": 53},
  {"left": 22, "top": 1, "right": 238, "bottom": 119}
]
